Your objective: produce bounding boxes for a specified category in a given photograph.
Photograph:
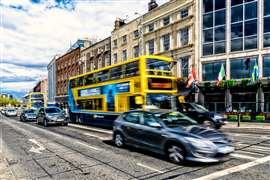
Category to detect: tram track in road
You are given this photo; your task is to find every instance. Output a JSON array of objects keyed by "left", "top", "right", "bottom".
[
  {"left": 0, "top": 116, "right": 139, "bottom": 179},
  {"left": 2, "top": 114, "right": 270, "bottom": 179}
]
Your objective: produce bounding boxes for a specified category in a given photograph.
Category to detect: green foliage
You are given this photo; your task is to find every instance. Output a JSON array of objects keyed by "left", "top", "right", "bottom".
[
  {"left": 227, "top": 115, "right": 238, "bottom": 121},
  {"left": 242, "top": 115, "right": 251, "bottom": 120},
  {"left": 0, "top": 97, "right": 20, "bottom": 107},
  {"left": 256, "top": 115, "right": 265, "bottom": 121}
]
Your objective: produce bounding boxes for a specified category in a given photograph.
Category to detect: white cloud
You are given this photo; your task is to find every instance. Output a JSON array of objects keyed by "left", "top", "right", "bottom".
[{"left": 0, "top": 0, "right": 168, "bottom": 96}]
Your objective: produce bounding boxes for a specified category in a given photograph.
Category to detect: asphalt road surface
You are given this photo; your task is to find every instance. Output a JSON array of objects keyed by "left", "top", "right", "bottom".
[{"left": 0, "top": 114, "right": 269, "bottom": 180}]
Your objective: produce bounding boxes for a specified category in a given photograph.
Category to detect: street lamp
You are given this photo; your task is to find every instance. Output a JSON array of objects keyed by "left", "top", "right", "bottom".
[{"left": 135, "top": 12, "right": 144, "bottom": 56}]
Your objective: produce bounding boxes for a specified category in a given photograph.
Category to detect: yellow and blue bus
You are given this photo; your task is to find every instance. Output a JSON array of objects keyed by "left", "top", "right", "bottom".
[
  {"left": 23, "top": 92, "right": 47, "bottom": 110},
  {"left": 68, "top": 55, "right": 177, "bottom": 127}
]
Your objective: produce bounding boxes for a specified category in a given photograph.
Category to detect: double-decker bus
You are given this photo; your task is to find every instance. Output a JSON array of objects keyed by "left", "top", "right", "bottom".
[
  {"left": 68, "top": 55, "right": 177, "bottom": 127},
  {"left": 23, "top": 92, "right": 47, "bottom": 110}
]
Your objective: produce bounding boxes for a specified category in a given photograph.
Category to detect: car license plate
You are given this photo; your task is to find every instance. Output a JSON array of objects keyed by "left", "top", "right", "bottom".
[
  {"left": 57, "top": 118, "right": 64, "bottom": 121},
  {"left": 218, "top": 146, "right": 234, "bottom": 154}
]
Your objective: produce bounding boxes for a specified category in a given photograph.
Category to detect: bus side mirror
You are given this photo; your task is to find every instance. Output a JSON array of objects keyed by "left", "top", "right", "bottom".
[{"left": 135, "top": 96, "right": 143, "bottom": 105}]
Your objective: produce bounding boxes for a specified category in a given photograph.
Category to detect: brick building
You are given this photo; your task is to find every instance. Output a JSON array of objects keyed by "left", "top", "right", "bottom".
[{"left": 55, "top": 48, "right": 80, "bottom": 107}]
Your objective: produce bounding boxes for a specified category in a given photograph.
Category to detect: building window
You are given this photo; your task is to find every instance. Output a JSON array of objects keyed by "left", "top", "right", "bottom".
[
  {"left": 180, "top": 27, "right": 189, "bottom": 46},
  {"left": 113, "top": 53, "right": 117, "bottom": 64},
  {"left": 181, "top": 57, "right": 189, "bottom": 77},
  {"left": 113, "top": 39, "right": 117, "bottom": 48},
  {"left": 148, "top": 23, "right": 154, "bottom": 32},
  {"left": 162, "top": 16, "right": 170, "bottom": 26},
  {"left": 263, "top": 55, "right": 270, "bottom": 77},
  {"left": 122, "top": 50, "right": 127, "bottom": 61},
  {"left": 148, "top": 39, "right": 155, "bottom": 55},
  {"left": 122, "top": 35, "right": 127, "bottom": 45},
  {"left": 180, "top": 8, "right": 189, "bottom": 19},
  {"left": 264, "top": 0, "right": 270, "bottom": 47},
  {"left": 202, "top": 61, "right": 226, "bottom": 81},
  {"left": 230, "top": 57, "right": 258, "bottom": 79},
  {"left": 162, "top": 34, "right": 170, "bottom": 51},
  {"left": 231, "top": 0, "right": 258, "bottom": 52},
  {"left": 133, "top": 45, "right": 139, "bottom": 58},
  {"left": 202, "top": 0, "right": 226, "bottom": 56},
  {"left": 133, "top": 30, "right": 139, "bottom": 39}
]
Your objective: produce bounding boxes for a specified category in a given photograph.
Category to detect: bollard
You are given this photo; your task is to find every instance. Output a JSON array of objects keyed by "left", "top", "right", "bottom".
[{"left": 237, "top": 114, "right": 240, "bottom": 127}]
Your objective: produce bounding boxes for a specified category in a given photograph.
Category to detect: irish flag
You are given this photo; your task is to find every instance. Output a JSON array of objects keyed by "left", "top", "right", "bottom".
[{"left": 216, "top": 64, "right": 225, "bottom": 86}]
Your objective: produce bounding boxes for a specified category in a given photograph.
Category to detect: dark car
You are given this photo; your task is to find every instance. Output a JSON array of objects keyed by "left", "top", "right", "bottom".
[
  {"left": 37, "top": 107, "right": 68, "bottom": 126},
  {"left": 20, "top": 109, "right": 37, "bottom": 121},
  {"left": 113, "top": 110, "right": 234, "bottom": 164},
  {"left": 177, "top": 102, "right": 227, "bottom": 129}
]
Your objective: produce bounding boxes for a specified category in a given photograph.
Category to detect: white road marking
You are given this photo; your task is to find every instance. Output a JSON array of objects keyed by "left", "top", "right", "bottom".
[
  {"left": 29, "top": 139, "right": 46, "bottom": 154},
  {"left": 69, "top": 124, "right": 112, "bottom": 134},
  {"left": 83, "top": 133, "right": 110, "bottom": 141},
  {"left": 136, "top": 163, "right": 164, "bottom": 173},
  {"left": 237, "top": 150, "right": 265, "bottom": 157},
  {"left": 193, "top": 155, "right": 270, "bottom": 180},
  {"left": 251, "top": 145, "right": 270, "bottom": 150},
  {"left": 76, "top": 142, "right": 101, "bottom": 151},
  {"left": 230, "top": 153, "right": 257, "bottom": 160}
]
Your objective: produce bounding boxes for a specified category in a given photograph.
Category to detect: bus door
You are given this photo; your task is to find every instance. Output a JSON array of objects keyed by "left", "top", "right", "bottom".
[{"left": 117, "top": 95, "right": 129, "bottom": 112}]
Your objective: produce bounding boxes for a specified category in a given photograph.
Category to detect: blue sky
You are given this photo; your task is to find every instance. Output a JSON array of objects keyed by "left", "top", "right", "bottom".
[{"left": 0, "top": 0, "right": 167, "bottom": 99}]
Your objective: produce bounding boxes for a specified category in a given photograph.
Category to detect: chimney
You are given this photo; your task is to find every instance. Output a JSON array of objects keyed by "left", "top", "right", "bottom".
[
  {"left": 148, "top": 0, "right": 158, "bottom": 11},
  {"left": 114, "top": 18, "right": 126, "bottom": 30}
]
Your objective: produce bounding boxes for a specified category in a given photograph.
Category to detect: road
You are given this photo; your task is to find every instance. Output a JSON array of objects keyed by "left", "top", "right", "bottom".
[{"left": 0, "top": 114, "right": 269, "bottom": 180}]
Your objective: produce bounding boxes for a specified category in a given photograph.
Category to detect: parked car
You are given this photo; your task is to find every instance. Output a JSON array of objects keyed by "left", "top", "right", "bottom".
[
  {"left": 0, "top": 108, "right": 6, "bottom": 115},
  {"left": 113, "top": 110, "right": 234, "bottom": 164},
  {"left": 37, "top": 107, "right": 68, "bottom": 126},
  {"left": 5, "top": 109, "right": 17, "bottom": 117},
  {"left": 20, "top": 109, "right": 37, "bottom": 122},
  {"left": 176, "top": 102, "right": 227, "bottom": 129}
]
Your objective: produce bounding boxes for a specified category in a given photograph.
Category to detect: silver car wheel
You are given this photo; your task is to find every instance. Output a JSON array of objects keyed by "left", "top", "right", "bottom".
[
  {"left": 114, "top": 134, "right": 124, "bottom": 147},
  {"left": 168, "top": 145, "right": 184, "bottom": 164}
]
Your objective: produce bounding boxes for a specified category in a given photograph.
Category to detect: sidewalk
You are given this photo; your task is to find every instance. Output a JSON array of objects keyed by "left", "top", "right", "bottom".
[
  {"left": 0, "top": 153, "right": 15, "bottom": 180},
  {"left": 224, "top": 122, "right": 270, "bottom": 129}
]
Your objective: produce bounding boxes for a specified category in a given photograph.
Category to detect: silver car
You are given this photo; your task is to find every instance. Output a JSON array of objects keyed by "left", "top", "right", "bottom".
[
  {"left": 113, "top": 110, "right": 234, "bottom": 164},
  {"left": 37, "top": 107, "right": 68, "bottom": 126}
]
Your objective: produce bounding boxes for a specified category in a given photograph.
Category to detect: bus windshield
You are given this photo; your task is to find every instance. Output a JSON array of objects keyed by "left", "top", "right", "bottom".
[
  {"left": 146, "top": 94, "right": 172, "bottom": 109},
  {"left": 146, "top": 59, "right": 172, "bottom": 71}
]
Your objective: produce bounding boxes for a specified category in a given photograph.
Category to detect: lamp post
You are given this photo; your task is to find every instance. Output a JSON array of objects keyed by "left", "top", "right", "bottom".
[{"left": 135, "top": 12, "right": 144, "bottom": 56}]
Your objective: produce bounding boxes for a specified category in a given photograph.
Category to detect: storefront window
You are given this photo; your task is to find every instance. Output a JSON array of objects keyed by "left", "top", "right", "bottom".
[
  {"left": 231, "top": 0, "right": 258, "bottom": 51},
  {"left": 202, "top": 61, "right": 226, "bottom": 81},
  {"left": 202, "top": 0, "right": 226, "bottom": 56},
  {"left": 230, "top": 57, "right": 257, "bottom": 79},
  {"left": 263, "top": 56, "right": 270, "bottom": 77}
]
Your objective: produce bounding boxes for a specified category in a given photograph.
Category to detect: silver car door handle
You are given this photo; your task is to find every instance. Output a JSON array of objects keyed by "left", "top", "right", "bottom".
[{"left": 161, "top": 134, "right": 168, "bottom": 138}]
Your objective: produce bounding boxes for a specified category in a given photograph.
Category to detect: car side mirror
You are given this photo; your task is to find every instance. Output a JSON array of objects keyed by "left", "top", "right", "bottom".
[{"left": 148, "top": 122, "right": 162, "bottom": 128}]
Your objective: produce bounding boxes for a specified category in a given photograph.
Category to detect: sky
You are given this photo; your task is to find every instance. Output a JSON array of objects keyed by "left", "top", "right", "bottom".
[{"left": 0, "top": 0, "right": 167, "bottom": 99}]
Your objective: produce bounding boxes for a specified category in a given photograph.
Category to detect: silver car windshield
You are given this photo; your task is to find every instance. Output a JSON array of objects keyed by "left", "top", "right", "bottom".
[
  {"left": 159, "top": 112, "right": 197, "bottom": 127},
  {"left": 45, "top": 108, "right": 61, "bottom": 113}
]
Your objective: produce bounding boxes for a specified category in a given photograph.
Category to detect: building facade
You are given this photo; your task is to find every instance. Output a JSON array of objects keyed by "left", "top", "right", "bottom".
[
  {"left": 55, "top": 48, "right": 80, "bottom": 107},
  {"left": 47, "top": 55, "right": 58, "bottom": 104},
  {"left": 79, "top": 37, "right": 111, "bottom": 73},
  {"left": 111, "top": 18, "right": 141, "bottom": 64},
  {"left": 111, "top": 0, "right": 196, "bottom": 83},
  {"left": 198, "top": 0, "right": 270, "bottom": 113}
]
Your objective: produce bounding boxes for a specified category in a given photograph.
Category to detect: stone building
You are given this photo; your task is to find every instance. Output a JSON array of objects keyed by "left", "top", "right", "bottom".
[
  {"left": 111, "top": 0, "right": 196, "bottom": 80},
  {"left": 79, "top": 37, "right": 111, "bottom": 73}
]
